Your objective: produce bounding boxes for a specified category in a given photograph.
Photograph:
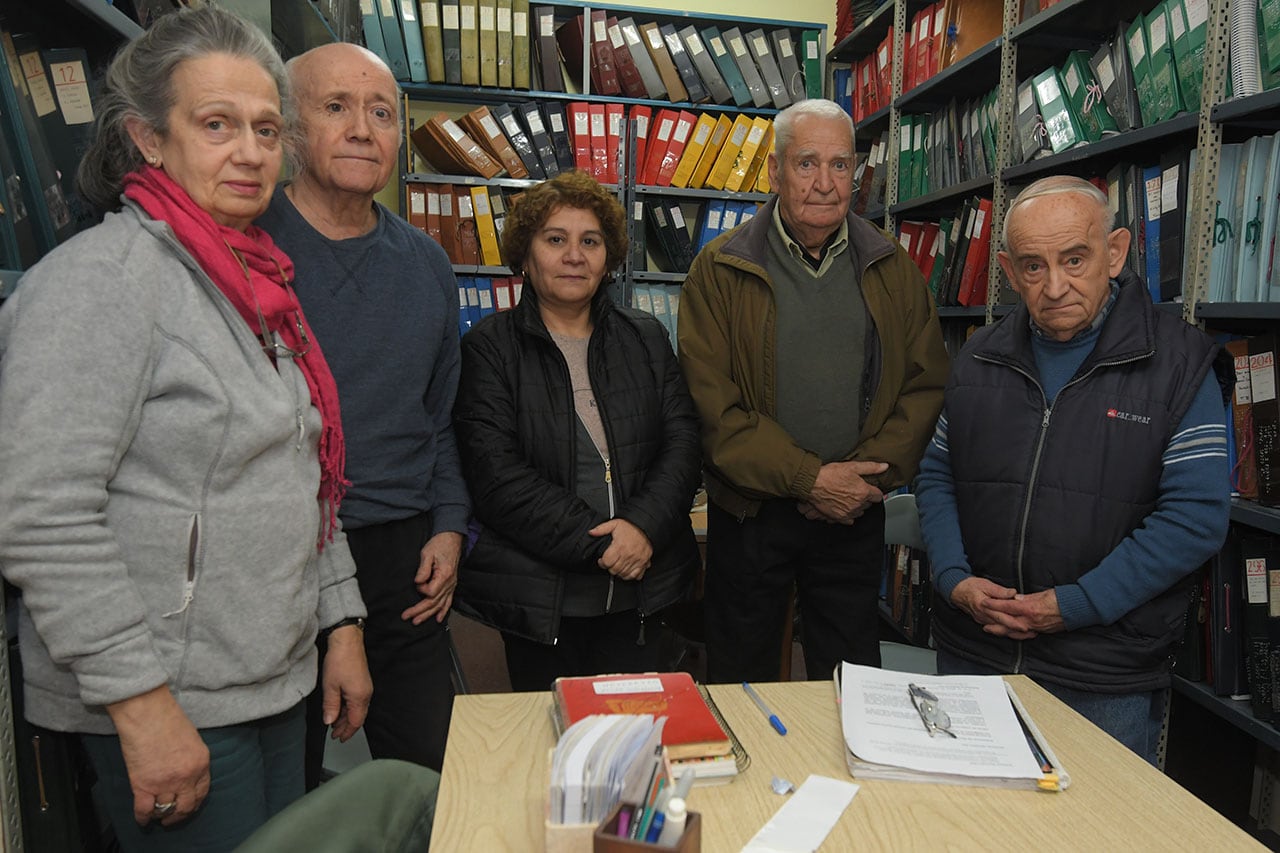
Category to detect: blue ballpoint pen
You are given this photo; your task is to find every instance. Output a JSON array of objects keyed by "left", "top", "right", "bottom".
[{"left": 742, "top": 681, "right": 787, "bottom": 735}]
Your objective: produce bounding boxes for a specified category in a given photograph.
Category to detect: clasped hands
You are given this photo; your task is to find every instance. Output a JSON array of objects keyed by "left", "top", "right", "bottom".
[
  {"left": 949, "top": 577, "right": 1066, "bottom": 639},
  {"left": 798, "top": 459, "right": 890, "bottom": 524}
]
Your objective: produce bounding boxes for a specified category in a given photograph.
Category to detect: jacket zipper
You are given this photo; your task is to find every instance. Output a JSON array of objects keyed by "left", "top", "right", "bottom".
[
  {"left": 976, "top": 350, "right": 1149, "bottom": 674},
  {"left": 603, "top": 453, "right": 615, "bottom": 612},
  {"left": 162, "top": 514, "right": 199, "bottom": 618}
]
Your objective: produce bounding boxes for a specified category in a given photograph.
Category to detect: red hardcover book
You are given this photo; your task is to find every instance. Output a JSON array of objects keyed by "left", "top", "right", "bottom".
[
  {"left": 607, "top": 16, "right": 647, "bottom": 99},
  {"left": 553, "top": 672, "right": 731, "bottom": 760},
  {"left": 588, "top": 103, "right": 609, "bottom": 182},
  {"left": 639, "top": 108, "right": 678, "bottom": 186},
  {"left": 568, "top": 101, "right": 592, "bottom": 171},
  {"left": 655, "top": 110, "right": 697, "bottom": 187},
  {"left": 913, "top": 6, "right": 931, "bottom": 88}
]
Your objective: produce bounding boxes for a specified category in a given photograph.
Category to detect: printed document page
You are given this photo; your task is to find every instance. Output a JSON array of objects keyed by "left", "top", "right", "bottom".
[{"left": 840, "top": 663, "right": 1044, "bottom": 781}]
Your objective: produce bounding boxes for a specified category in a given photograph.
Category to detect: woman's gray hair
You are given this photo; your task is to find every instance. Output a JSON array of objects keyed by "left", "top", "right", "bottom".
[
  {"left": 773, "top": 99, "right": 855, "bottom": 161},
  {"left": 77, "top": 5, "right": 293, "bottom": 213}
]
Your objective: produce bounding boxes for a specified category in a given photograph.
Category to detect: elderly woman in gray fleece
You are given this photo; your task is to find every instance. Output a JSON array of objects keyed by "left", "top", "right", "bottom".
[{"left": 0, "top": 7, "right": 370, "bottom": 851}]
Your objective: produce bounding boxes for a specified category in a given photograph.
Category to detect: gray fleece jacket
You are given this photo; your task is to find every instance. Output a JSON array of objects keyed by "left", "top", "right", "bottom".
[{"left": 0, "top": 201, "right": 366, "bottom": 734}]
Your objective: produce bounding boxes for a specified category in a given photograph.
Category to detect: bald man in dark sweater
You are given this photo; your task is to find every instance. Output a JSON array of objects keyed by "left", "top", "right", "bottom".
[{"left": 257, "top": 43, "right": 469, "bottom": 783}]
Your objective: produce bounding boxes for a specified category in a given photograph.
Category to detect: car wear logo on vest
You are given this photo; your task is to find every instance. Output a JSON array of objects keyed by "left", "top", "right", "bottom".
[{"left": 1106, "top": 408, "right": 1151, "bottom": 424}]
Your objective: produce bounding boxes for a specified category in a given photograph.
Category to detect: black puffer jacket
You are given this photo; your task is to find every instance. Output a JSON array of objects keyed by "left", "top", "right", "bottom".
[{"left": 453, "top": 286, "right": 702, "bottom": 644}]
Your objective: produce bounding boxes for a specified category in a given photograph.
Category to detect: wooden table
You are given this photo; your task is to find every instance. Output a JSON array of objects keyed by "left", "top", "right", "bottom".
[{"left": 434, "top": 678, "right": 1264, "bottom": 851}]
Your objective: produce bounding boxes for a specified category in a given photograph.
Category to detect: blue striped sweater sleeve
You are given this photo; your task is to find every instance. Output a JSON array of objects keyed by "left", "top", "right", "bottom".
[
  {"left": 913, "top": 410, "right": 975, "bottom": 604},
  {"left": 1057, "top": 371, "right": 1231, "bottom": 629}
]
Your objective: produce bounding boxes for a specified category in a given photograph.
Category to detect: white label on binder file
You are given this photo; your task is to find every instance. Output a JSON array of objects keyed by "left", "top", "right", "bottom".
[
  {"left": 1160, "top": 167, "right": 1178, "bottom": 213},
  {"left": 707, "top": 209, "right": 721, "bottom": 229},
  {"left": 573, "top": 110, "right": 589, "bottom": 135},
  {"left": 648, "top": 28, "right": 664, "bottom": 50},
  {"left": 807, "top": 39, "right": 818, "bottom": 60},
  {"left": 1064, "top": 63, "right": 1079, "bottom": 93},
  {"left": 410, "top": 192, "right": 426, "bottom": 215},
  {"left": 1252, "top": 352, "right": 1278, "bottom": 403},
  {"left": 752, "top": 35, "right": 769, "bottom": 57},
  {"left": 671, "top": 207, "right": 686, "bottom": 229},
  {"left": 526, "top": 111, "right": 544, "bottom": 134},
  {"left": 1148, "top": 16, "right": 1166, "bottom": 51},
  {"left": 442, "top": 4, "right": 459, "bottom": 27},
  {"left": 461, "top": 4, "right": 476, "bottom": 29},
  {"left": 501, "top": 114, "right": 520, "bottom": 135},
  {"left": 594, "top": 20, "right": 606, "bottom": 41},
  {"left": 1187, "top": 0, "right": 1208, "bottom": 30},
  {"left": 440, "top": 193, "right": 453, "bottom": 215},
  {"left": 590, "top": 113, "right": 605, "bottom": 135},
  {"left": 514, "top": 11, "right": 527, "bottom": 36},
  {"left": 608, "top": 112, "right": 621, "bottom": 134},
  {"left": 498, "top": 7, "right": 511, "bottom": 31},
  {"left": 1019, "top": 85, "right": 1033, "bottom": 112},
  {"left": 1144, "top": 177, "right": 1161, "bottom": 222},
  {"left": 401, "top": 0, "right": 417, "bottom": 22},
  {"left": 473, "top": 192, "right": 490, "bottom": 215},
  {"left": 656, "top": 118, "right": 674, "bottom": 142},
  {"left": 674, "top": 119, "right": 692, "bottom": 143},
  {"left": 49, "top": 60, "right": 94, "bottom": 124},
  {"left": 480, "top": 6, "right": 493, "bottom": 28},
  {"left": 361, "top": 0, "right": 375, "bottom": 13},
  {"left": 539, "top": 11, "right": 553, "bottom": 37},
  {"left": 421, "top": 2, "right": 437, "bottom": 23},
  {"left": 1247, "top": 557, "right": 1268, "bottom": 604},
  {"left": 900, "top": 131, "right": 911, "bottom": 152},
  {"left": 634, "top": 201, "right": 644, "bottom": 220},
  {"left": 745, "top": 126, "right": 764, "bottom": 145},
  {"left": 687, "top": 35, "right": 705, "bottom": 57},
  {"left": 1170, "top": 5, "right": 1186, "bottom": 39},
  {"left": 379, "top": 0, "right": 394, "bottom": 14},
  {"left": 609, "top": 24, "right": 625, "bottom": 48},
  {"left": 549, "top": 111, "right": 564, "bottom": 133},
  {"left": 1035, "top": 78, "right": 1059, "bottom": 107},
  {"left": 428, "top": 192, "right": 440, "bottom": 215},
  {"left": 879, "top": 45, "right": 888, "bottom": 67},
  {"left": 624, "top": 24, "right": 642, "bottom": 46},
  {"left": 692, "top": 123, "right": 711, "bottom": 145},
  {"left": 444, "top": 119, "right": 465, "bottom": 141},
  {"left": 481, "top": 115, "right": 501, "bottom": 138},
  {"left": 730, "top": 36, "right": 748, "bottom": 57},
  {"left": 1096, "top": 53, "right": 1115, "bottom": 87},
  {"left": 636, "top": 115, "right": 649, "bottom": 137},
  {"left": 19, "top": 53, "right": 56, "bottom": 117},
  {"left": 779, "top": 37, "right": 793, "bottom": 58},
  {"left": 711, "top": 36, "right": 727, "bottom": 56},
  {"left": 1129, "top": 30, "right": 1146, "bottom": 62}
]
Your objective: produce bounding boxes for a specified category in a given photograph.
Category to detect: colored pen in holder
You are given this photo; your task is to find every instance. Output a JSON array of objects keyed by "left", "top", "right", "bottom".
[{"left": 593, "top": 801, "right": 702, "bottom": 852}]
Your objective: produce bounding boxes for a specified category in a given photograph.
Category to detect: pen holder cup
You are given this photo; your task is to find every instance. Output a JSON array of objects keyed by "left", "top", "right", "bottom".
[{"left": 592, "top": 803, "right": 702, "bottom": 852}]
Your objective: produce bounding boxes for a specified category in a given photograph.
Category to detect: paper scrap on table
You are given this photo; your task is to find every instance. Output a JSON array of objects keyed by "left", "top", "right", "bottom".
[{"left": 741, "top": 774, "right": 859, "bottom": 852}]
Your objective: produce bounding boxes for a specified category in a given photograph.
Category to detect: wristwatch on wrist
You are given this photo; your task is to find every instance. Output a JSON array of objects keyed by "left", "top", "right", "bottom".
[{"left": 321, "top": 616, "right": 366, "bottom": 638}]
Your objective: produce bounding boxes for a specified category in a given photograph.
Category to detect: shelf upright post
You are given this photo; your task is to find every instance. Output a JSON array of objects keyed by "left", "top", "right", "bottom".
[
  {"left": 884, "top": 0, "right": 907, "bottom": 231},
  {"left": 988, "top": 0, "right": 1021, "bottom": 325},
  {"left": 1185, "top": 0, "right": 1232, "bottom": 325},
  {"left": 620, "top": 114, "right": 640, "bottom": 307}
]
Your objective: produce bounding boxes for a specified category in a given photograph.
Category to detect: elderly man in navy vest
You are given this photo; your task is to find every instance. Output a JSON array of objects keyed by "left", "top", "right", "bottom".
[{"left": 914, "top": 175, "right": 1231, "bottom": 765}]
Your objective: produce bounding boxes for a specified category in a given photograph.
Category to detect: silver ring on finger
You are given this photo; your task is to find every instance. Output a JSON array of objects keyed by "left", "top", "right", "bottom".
[{"left": 153, "top": 800, "right": 177, "bottom": 817}]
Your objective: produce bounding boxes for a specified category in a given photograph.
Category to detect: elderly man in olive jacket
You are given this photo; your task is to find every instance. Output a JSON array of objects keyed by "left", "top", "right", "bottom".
[{"left": 678, "top": 98, "right": 949, "bottom": 683}]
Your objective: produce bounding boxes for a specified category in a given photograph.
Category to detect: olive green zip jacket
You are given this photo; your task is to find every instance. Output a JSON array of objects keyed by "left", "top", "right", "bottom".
[{"left": 678, "top": 197, "right": 950, "bottom": 519}]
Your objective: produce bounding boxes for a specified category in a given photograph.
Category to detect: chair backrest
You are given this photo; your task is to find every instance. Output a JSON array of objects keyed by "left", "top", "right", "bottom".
[{"left": 883, "top": 492, "right": 925, "bottom": 551}]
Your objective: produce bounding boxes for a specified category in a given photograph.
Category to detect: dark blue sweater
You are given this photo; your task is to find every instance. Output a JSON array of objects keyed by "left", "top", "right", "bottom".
[{"left": 257, "top": 191, "right": 470, "bottom": 534}]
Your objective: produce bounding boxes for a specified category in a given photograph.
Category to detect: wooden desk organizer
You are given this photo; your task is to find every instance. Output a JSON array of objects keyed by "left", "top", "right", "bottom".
[{"left": 591, "top": 802, "right": 702, "bottom": 852}]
